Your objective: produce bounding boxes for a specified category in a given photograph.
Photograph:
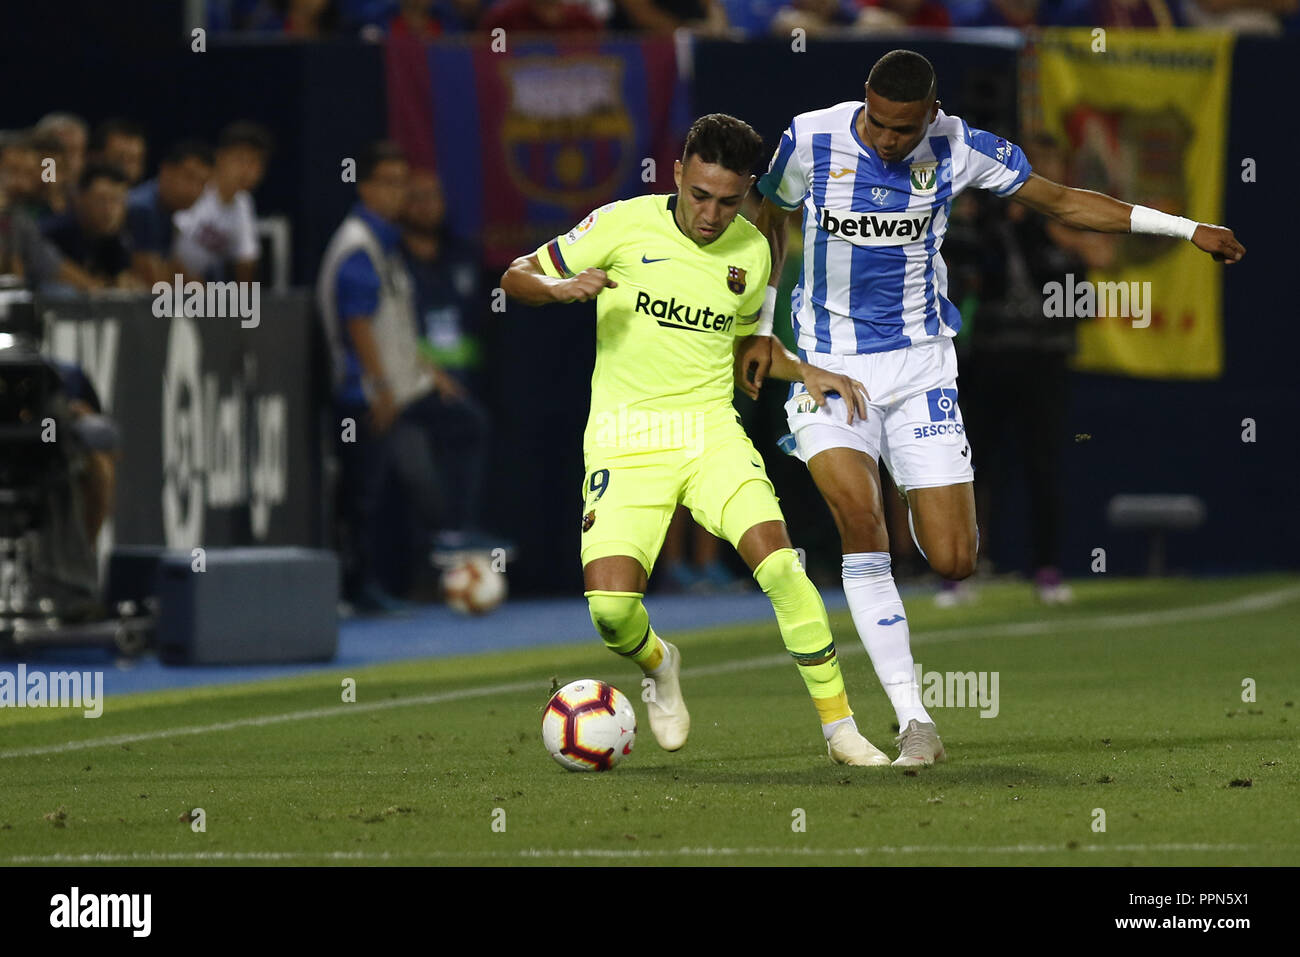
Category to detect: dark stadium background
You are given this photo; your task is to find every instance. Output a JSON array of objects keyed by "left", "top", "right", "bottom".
[{"left": 3, "top": 1, "right": 1295, "bottom": 597}]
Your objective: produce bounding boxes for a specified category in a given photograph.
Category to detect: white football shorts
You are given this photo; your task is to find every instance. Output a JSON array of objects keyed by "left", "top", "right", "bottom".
[{"left": 783, "top": 338, "right": 974, "bottom": 492}]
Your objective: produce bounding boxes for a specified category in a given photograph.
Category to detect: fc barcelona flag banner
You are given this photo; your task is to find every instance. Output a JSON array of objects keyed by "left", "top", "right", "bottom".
[
  {"left": 386, "top": 34, "right": 690, "bottom": 269},
  {"left": 1031, "top": 30, "right": 1234, "bottom": 379}
]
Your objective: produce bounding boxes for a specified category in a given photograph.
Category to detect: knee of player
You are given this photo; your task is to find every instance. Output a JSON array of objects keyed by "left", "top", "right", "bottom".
[
  {"left": 753, "top": 547, "right": 812, "bottom": 594},
  {"left": 586, "top": 591, "right": 643, "bottom": 636},
  {"left": 929, "top": 540, "right": 977, "bottom": 581}
]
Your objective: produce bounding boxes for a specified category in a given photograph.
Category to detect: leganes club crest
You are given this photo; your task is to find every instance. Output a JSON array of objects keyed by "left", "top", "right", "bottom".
[{"left": 909, "top": 160, "right": 938, "bottom": 196}]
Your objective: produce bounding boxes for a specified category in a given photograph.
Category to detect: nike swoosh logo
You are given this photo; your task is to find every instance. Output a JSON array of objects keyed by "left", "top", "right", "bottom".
[
  {"left": 641, "top": 255, "right": 670, "bottom": 263},
  {"left": 877, "top": 614, "right": 906, "bottom": 626}
]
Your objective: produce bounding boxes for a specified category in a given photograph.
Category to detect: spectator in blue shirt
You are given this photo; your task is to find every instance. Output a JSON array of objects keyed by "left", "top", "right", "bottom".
[
  {"left": 126, "top": 139, "right": 212, "bottom": 285},
  {"left": 318, "top": 142, "right": 490, "bottom": 610}
]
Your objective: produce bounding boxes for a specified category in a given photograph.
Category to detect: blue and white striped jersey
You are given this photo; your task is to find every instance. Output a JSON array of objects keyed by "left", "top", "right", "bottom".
[{"left": 757, "top": 102, "right": 1032, "bottom": 355}]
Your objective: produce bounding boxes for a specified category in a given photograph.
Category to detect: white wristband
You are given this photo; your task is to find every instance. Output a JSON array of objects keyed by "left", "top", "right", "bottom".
[
  {"left": 755, "top": 285, "right": 777, "bottom": 338},
  {"left": 1130, "top": 205, "right": 1198, "bottom": 240}
]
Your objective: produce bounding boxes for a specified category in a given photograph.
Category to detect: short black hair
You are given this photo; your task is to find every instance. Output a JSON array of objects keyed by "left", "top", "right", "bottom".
[
  {"left": 867, "top": 50, "right": 937, "bottom": 103},
  {"left": 357, "top": 140, "right": 407, "bottom": 183},
  {"left": 79, "top": 161, "right": 129, "bottom": 191},
  {"left": 91, "top": 117, "right": 146, "bottom": 151},
  {"left": 218, "top": 120, "right": 273, "bottom": 156},
  {"left": 682, "top": 114, "right": 765, "bottom": 176},
  {"left": 161, "top": 138, "right": 214, "bottom": 168}
]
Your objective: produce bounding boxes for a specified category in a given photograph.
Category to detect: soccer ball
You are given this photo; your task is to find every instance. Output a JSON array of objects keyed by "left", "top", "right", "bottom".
[
  {"left": 442, "top": 554, "right": 506, "bottom": 615},
  {"left": 541, "top": 680, "right": 637, "bottom": 772}
]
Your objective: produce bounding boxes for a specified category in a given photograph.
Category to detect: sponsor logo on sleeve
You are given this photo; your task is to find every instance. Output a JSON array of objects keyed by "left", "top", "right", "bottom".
[{"left": 565, "top": 211, "right": 599, "bottom": 245}]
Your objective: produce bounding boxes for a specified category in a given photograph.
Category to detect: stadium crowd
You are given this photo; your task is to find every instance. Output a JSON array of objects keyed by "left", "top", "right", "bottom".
[
  {"left": 0, "top": 116, "right": 273, "bottom": 291},
  {"left": 0, "top": 106, "right": 498, "bottom": 612},
  {"left": 207, "top": 0, "right": 1300, "bottom": 37}
]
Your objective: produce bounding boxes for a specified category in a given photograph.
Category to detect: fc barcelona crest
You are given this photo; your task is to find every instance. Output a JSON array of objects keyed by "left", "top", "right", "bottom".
[
  {"left": 501, "top": 57, "right": 634, "bottom": 209},
  {"left": 727, "top": 266, "right": 747, "bottom": 295}
]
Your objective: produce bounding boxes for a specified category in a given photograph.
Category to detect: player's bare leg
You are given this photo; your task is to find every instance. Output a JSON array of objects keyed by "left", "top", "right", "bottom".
[
  {"left": 906, "top": 482, "right": 978, "bottom": 581},
  {"left": 583, "top": 555, "right": 647, "bottom": 594},
  {"left": 584, "top": 555, "right": 689, "bottom": 751},
  {"left": 736, "top": 517, "right": 890, "bottom": 766},
  {"left": 806, "top": 448, "right": 944, "bottom": 766}
]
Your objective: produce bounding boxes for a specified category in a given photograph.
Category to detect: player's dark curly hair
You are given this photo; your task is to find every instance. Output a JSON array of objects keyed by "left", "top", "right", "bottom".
[
  {"left": 867, "top": 50, "right": 937, "bottom": 103},
  {"left": 682, "top": 114, "right": 765, "bottom": 176}
]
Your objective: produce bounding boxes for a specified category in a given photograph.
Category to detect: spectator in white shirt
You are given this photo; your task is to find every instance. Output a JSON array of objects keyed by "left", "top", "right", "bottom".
[{"left": 173, "top": 121, "right": 272, "bottom": 282}]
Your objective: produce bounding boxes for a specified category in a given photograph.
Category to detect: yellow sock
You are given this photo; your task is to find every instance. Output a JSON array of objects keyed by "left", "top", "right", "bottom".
[
  {"left": 753, "top": 548, "right": 853, "bottom": 718},
  {"left": 585, "top": 590, "right": 664, "bottom": 671},
  {"left": 641, "top": 634, "right": 665, "bottom": 672},
  {"left": 812, "top": 690, "right": 853, "bottom": 725}
]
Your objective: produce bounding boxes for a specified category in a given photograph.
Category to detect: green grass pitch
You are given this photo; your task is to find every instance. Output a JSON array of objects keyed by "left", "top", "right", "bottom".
[{"left": 2, "top": 574, "right": 1297, "bottom": 866}]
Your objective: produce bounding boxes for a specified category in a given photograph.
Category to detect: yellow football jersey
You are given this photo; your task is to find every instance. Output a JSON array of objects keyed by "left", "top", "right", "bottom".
[{"left": 535, "top": 194, "right": 771, "bottom": 453}]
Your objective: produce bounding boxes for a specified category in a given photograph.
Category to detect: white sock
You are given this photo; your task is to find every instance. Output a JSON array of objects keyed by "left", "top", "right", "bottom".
[
  {"left": 822, "top": 714, "right": 857, "bottom": 741},
  {"left": 842, "top": 552, "right": 933, "bottom": 728}
]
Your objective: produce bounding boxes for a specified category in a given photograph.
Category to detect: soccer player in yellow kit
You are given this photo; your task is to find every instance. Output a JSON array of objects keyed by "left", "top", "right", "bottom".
[{"left": 502, "top": 114, "right": 892, "bottom": 766}]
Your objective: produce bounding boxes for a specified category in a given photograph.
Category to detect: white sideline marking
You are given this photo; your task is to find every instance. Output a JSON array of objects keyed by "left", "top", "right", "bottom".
[
  {"left": 2, "top": 583, "right": 1297, "bottom": 761},
  {"left": 0, "top": 843, "right": 1281, "bottom": 865}
]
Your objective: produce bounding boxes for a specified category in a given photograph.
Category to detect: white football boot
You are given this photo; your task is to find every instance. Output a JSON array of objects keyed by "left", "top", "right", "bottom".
[
  {"left": 645, "top": 641, "right": 690, "bottom": 751},
  {"left": 892, "top": 719, "right": 947, "bottom": 767},
  {"left": 827, "top": 724, "right": 892, "bottom": 766}
]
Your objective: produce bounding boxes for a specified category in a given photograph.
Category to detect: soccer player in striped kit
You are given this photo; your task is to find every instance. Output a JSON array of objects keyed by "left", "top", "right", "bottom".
[{"left": 738, "top": 49, "right": 1245, "bottom": 766}]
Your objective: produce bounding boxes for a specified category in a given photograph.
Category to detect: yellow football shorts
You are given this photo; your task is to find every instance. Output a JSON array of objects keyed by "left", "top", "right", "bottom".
[{"left": 579, "top": 422, "right": 786, "bottom": 575}]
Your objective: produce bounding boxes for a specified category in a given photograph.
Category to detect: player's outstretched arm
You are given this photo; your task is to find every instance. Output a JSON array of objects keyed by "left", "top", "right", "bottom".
[
  {"left": 500, "top": 253, "right": 617, "bottom": 306},
  {"left": 1011, "top": 174, "right": 1245, "bottom": 264}
]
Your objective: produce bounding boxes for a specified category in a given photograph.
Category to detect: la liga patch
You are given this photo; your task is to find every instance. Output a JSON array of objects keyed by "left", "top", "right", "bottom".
[{"left": 565, "top": 211, "right": 598, "bottom": 245}]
